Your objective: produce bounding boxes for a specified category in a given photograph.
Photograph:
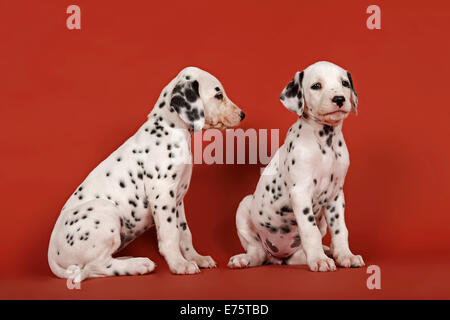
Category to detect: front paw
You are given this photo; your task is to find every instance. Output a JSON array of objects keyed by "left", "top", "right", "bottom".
[
  {"left": 334, "top": 253, "right": 365, "bottom": 268},
  {"left": 227, "top": 254, "right": 251, "bottom": 269},
  {"left": 169, "top": 259, "right": 200, "bottom": 275},
  {"left": 307, "top": 254, "right": 337, "bottom": 272},
  {"left": 188, "top": 255, "right": 217, "bottom": 269}
]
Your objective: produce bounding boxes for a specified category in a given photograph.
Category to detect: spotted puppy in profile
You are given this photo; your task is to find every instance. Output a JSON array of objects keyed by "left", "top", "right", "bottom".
[
  {"left": 48, "top": 67, "right": 245, "bottom": 282},
  {"left": 228, "top": 61, "right": 364, "bottom": 272}
]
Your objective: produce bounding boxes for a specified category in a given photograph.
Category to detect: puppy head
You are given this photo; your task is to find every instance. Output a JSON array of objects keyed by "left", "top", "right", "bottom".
[
  {"left": 281, "top": 61, "right": 358, "bottom": 125},
  {"left": 170, "top": 67, "right": 244, "bottom": 131}
]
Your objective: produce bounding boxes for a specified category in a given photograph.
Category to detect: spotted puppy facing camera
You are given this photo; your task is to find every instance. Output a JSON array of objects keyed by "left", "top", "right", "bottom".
[
  {"left": 228, "top": 61, "right": 364, "bottom": 272},
  {"left": 48, "top": 67, "right": 245, "bottom": 282}
]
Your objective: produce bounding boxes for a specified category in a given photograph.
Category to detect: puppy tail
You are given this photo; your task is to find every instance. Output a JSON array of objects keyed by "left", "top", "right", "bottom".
[
  {"left": 65, "top": 264, "right": 89, "bottom": 283},
  {"left": 48, "top": 258, "right": 90, "bottom": 283}
]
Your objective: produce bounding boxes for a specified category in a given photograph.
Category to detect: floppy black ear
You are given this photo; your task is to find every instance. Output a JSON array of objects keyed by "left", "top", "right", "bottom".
[
  {"left": 280, "top": 71, "right": 305, "bottom": 116},
  {"left": 169, "top": 77, "right": 205, "bottom": 131},
  {"left": 347, "top": 71, "right": 358, "bottom": 114}
]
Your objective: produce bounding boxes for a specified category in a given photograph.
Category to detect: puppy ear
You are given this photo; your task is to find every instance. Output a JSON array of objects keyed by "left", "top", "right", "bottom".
[
  {"left": 280, "top": 71, "right": 305, "bottom": 116},
  {"left": 347, "top": 71, "right": 358, "bottom": 115},
  {"left": 169, "top": 77, "right": 205, "bottom": 131}
]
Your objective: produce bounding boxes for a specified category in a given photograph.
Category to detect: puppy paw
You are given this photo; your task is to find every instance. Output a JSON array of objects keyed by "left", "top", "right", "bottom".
[
  {"left": 334, "top": 253, "right": 365, "bottom": 268},
  {"left": 227, "top": 254, "right": 251, "bottom": 269},
  {"left": 169, "top": 260, "right": 200, "bottom": 275},
  {"left": 132, "top": 257, "right": 156, "bottom": 275},
  {"left": 307, "top": 255, "right": 336, "bottom": 272},
  {"left": 188, "top": 255, "right": 216, "bottom": 269}
]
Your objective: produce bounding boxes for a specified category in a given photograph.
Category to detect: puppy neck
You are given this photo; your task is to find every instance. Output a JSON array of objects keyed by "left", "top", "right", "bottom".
[
  {"left": 300, "top": 114, "right": 343, "bottom": 138},
  {"left": 302, "top": 112, "right": 342, "bottom": 129},
  {"left": 147, "top": 103, "right": 192, "bottom": 134},
  {"left": 145, "top": 81, "right": 193, "bottom": 135}
]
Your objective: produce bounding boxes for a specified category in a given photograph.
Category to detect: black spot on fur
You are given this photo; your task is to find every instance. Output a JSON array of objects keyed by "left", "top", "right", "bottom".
[
  {"left": 128, "top": 200, "right": 137, "bottom": 207},
  {"left": 170, "top": 96, "right": 189, "bottom": 112},
  {"left": 326, "top": 135, "right": 333, "bottom": 147},
  {"left": 290, "top": 234, "right": 301, "bottom": 248},
  {"left": 280, "top": 225, "right": 291, "bottom": 234},
  {"left": 285, "top": 80, "right": 299, "bottom": 98},
  {"left": 185, "top": 89, "right": 198, "bottom": 102},
  {"left": 265, "top": 239, "right": 279, "bottom": 253}
]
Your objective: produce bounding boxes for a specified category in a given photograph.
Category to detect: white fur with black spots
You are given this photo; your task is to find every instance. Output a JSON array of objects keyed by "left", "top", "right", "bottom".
[
  {"left": 48, "top": 67, "right": 244, "bottom": 282},
  {"left": 228, "top": 61, "right": 364, "bottom": 272}
]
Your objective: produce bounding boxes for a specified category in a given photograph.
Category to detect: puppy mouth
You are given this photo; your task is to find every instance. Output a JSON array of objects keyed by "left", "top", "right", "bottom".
[
  {"left": 322, "top": 110, "right": 348, "bottom": 116},
  {"left": 205, "top": 122, "right": 227, "bottom": 130},
  {"left": 220, "top": 114, "right": 243, "bottom": 129}
]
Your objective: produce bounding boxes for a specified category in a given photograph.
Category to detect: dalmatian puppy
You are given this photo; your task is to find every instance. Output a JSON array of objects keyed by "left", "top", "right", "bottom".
[
  {"left": 48, "top": 67, "right": 244, "bottom": 282},
  {"left": 228, "top": 61, "right": 364, "bottom": 272}
]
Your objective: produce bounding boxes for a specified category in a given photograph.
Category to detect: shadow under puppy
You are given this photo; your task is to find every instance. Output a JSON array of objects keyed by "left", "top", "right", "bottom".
[
  {"left": 48, "top": 67, "right": 245, "bottom": 282},
  {"left": 228, "top": 61, "right": 364, "bottom": 272}
]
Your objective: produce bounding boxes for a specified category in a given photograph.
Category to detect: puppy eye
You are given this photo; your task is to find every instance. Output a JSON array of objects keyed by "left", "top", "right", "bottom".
[
  {"left": 342, "top": 80, "right": 350, "bottom": 88},
  {"left": 311, "top": 83, "right": 321, "bottom": 90},
  {"left": 214, "top": 93, "right": 223, "bottom": 100}
]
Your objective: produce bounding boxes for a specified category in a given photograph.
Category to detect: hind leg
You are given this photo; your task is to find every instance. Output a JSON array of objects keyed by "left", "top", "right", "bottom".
[
  {"left": 177, "top": 202, "right": 216, "bottom": 268},
  {"left": 49, "top": 199, "right": 156, "bottom": 282},
  {"left": 90, "top": 257, "right": 155, "bottom": 279},
  {"left": 228, "top": 195, "right": 267, "bottom": 268}
]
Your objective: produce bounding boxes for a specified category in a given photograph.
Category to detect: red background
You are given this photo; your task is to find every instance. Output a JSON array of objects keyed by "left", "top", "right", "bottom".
[{"left": 1, "top": 0, "right": 449, "bottom": 299}]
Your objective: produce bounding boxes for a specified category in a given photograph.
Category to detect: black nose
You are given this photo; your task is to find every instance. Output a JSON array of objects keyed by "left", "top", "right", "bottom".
[
  {"left": 239, "top": 111, "right": 245, "bottom": 120},
  {"left": 332, "top": 96, "right": 346, "bottom": 107}
]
